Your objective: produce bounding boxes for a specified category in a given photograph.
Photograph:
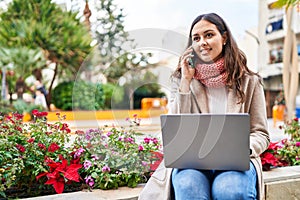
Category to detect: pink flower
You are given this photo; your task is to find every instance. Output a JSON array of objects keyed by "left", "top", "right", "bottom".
[
  {"left": 144, "top": 137, "right": 151, "bottom": 144},
  {"left": 102, "top": 166, "right": 110, "bottom": 172},
  {"left": 74, "top": 147, "right": 85, "bottom": 158},
  {"left": 85, "top": 175, "right": 94, "bottom": 187},
  {"left": 296, "top": 142, "right": 300, "bottom": 147},
  {"left": 141, "top": 161, "right": 148, "bottom": 166},
  {"left": 126, "top": 137, "right": 134, "bottom": 143},
  {"left": 107, "top": 131, "right": 113, "bottom": 137},
  {"left": 83, "top": 160, "right": 92, "bottom": 169},
  {"left": 152, "top": 138, "right": 159, "bottom": 144},
  {"left": 138, "top": 145, "right": 144, "bottom": 151}
]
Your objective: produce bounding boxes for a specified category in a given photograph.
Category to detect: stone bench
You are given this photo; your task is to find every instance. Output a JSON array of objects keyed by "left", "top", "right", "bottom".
[
  {"left": 24, "top": 166, "right": 300, "bottom": 200},
  {"left": 263, "top": 165, "right": 300, "bottom": 200}
]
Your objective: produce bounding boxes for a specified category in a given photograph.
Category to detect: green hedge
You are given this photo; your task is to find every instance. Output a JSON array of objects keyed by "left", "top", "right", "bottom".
[
  {"left": 52, "top": 81, "right": 106, "bottom": 111},
  {"left": 52, "top": 81, "right": 124, "bottom": 111}
]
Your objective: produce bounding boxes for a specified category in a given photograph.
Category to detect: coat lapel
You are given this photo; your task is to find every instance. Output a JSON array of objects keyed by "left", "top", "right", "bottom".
[
  {"left": 226, "top": 88, "right": 242, "bottom": 113},
  {"left": 190, "top": 79, "right": 209, "bottom": 113}
]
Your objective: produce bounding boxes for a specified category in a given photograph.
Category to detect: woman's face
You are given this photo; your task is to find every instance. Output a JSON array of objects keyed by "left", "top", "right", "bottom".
[{"left": 191, "top": 19, "right": 227, "bottom": 63}]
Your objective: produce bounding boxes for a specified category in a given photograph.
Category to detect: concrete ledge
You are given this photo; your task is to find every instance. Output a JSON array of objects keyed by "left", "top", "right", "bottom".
[
  {"left": 24, "top": 184, "right": 144, "bottom": 200},
  {"left": 263, "top": 166, "right": 300, "bottom": 200},
  {"left": 22, "top": 166, "right": 300, "bottom": 199}
]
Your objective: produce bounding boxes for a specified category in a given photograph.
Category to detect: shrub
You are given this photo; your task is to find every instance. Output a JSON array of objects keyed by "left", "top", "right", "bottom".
[
  {"left": 0, "top": 111, "right": 163, "bottom": 198},
  {"left": 261, "top": 118, "right": 300, "bottom": 170},
  {"left": 71, "top": 115, "right": 162, "bottom": 190},
  {"left": 52, "top": 81, "right": 105, "bottom": 111},
  {"left": 0, "top": 111, "right": 75, "bottom": 198}
]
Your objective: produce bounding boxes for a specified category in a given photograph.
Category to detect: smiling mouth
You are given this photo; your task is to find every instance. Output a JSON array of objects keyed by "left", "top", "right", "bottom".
[{"left": 200, "top": 48, "right": 211, "bottom": 55}]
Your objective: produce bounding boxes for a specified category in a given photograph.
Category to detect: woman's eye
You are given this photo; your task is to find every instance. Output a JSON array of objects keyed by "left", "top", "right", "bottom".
[
  {"left": 205, "top": 33, "right": 213, "bottom": 38},
  {"left": 193, "top": 37, "right": 200, "bottom": 41}
]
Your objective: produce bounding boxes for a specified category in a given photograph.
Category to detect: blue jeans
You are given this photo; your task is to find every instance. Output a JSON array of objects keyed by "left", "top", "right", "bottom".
[{"left": 171, "top": 162, "right": 257, "bottom": 200}]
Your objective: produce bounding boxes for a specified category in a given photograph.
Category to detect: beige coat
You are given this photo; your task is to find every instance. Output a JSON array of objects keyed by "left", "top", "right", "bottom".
[{"left": 139, "top": 74, "right": 270, "bottom": 200}]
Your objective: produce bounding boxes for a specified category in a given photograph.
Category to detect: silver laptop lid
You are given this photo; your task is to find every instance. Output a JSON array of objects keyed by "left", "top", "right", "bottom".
[{"left": 160, "top": 114, "right": 250, "bottom": 171}]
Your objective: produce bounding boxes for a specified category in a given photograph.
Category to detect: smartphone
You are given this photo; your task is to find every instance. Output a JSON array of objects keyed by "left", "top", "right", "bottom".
[{"left": 188, "top": 49, "right": 196, "bottom": 68}]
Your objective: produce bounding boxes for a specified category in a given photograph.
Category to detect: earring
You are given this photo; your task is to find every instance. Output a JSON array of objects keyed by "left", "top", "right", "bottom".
[{"left": 223, "top": 42, "right": 226, "bottom": 45}]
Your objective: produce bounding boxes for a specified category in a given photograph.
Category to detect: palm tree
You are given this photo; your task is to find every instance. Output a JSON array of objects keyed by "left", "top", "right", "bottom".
[
  {"left": 0, "top": 0, "right": 92, "bottom": 106},
  {"left": 272, "top": 0, "right": 300, "bottom": 119}
]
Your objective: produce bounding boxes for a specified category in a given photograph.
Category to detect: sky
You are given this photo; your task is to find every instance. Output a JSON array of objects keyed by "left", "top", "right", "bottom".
[
  {"left": 0, "top": 0, "right": 258, "bottom": 39},
  {"left": 113, "top": 0, "right": 259, "bottom": 39}
]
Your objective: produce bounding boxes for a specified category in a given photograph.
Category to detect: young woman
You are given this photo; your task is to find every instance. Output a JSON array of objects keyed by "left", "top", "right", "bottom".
[{"left": 139, "top": 13, "right": 269, "bottom": 200}]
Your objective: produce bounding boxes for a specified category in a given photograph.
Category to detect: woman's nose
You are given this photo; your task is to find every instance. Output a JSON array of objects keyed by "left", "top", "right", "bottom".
[{"left": 199, "top": 38, "right": 207, "bottom": 46}]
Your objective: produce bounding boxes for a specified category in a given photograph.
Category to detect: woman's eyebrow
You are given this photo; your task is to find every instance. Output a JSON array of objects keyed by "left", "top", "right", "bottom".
[{"left": 192, "top": 29, "right": 215, "bottom": 37}]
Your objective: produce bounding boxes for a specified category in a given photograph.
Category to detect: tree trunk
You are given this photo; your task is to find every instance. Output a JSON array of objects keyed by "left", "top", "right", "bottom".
[
  {"left": 46, "top": 63, "right": 58, "bottom": 109},
  {"left": 282, "top": 7, "right": 297, "bottom": 119}
]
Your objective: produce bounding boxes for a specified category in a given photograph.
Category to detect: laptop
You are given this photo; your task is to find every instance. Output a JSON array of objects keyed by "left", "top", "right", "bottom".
[{"left": 160, "top": 113, "right": 250, "bottom": 171}]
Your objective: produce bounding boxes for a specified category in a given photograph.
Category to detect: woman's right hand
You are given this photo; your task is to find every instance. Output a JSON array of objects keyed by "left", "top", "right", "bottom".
[{"left": 179, "top": 46, "right": 195, "bottom": 92}]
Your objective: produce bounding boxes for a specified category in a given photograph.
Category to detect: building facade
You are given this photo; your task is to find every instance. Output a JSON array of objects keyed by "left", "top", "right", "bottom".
[{"left": 258, "top": 0, "right": 300, "bottom": 117}]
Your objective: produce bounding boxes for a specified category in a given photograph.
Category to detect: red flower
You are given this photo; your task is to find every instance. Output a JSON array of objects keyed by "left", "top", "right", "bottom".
[
  {"left": 294, "top": 118, "right": 299, "bottom": 122},
  {"left": 16, "top": 126, "right": 22, "bottom": 132},
  {"left": 261, "top": 152, "right": 278, "bottom": 166},
  {"left": 12, "top": 113, "right": 23, "bottom": 120},
  {"left": 60, "top": 123, "right": 71, "bottom": 133},
  {"left": 16, "top": 144, "right": 26, "bottom": 153},
  {"left": 38, "top": 143, "right": 46, "bottom": 150},
  {"left": 32, "top": 109, "right": 48, "bottom": 117},
  {"left": 48, "top": 143, "right": 60, "bottom": 152},
  {"left": 150, "top": 151, "right": 164, "bottom": 171},
  {"left": 27, "top": 138, "right": 35, "bottom": 143},
  {"left": 36, "top": 156, "right": 82, "bottom": 194}
]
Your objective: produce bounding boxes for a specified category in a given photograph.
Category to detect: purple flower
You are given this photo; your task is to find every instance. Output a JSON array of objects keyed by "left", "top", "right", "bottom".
[
  {"left": 296, "top": 142, "right": 300, "bottom": 147},
  {"left": 102, "top": 166, "right": 111, "bottom": 172},
  {"left": 141, "top": 161, "right": 148, "bottom": 166},
  {"left": 85, "top": 133, "right": 92, "bottom": 140},
  {"left": 91, "top": 155, "right": 99, "bottom": 160},
  {"left": 107, "top": 131, "right": 113, "bottom": 137},
  {"left": 126, "top": 137, "right": 134, "bottom": 143},
  {"left": 84, "top": 160, "right": 92, "bottom": 169},
  {"left": 74, "top": 147, "right": 85, "bottom": 158},
  {"left": 85, "top": 176, "right": 95, "bottom": 187}
]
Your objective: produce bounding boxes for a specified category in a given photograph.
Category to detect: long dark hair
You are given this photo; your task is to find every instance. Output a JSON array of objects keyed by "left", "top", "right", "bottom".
[{"left": 172, "top": 13, "right": 261, "bottom": 103}]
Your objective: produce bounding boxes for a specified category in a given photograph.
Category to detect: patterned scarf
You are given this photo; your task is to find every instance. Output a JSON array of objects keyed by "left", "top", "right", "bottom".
[{"left": 193, "top": 57, "right": 227, "bottom": 88}]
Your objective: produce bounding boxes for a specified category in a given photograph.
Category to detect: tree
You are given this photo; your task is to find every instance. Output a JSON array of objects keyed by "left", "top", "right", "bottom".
[
  {"left": 69, "top": 0, "right": 161, "bottom": 109},
  {"left": 272, "top": 0, "right": 300, "bottom": 119},
  {"left": 0, "top": 47, "right": 46, "bottom": 101},
  {"left": 0, "top": 0, "right": 92, "bottom": 106}
]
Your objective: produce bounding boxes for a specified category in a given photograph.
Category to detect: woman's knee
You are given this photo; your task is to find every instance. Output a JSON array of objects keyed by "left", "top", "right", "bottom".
[
  {"left": 172, "top": 169, "right": 209, "bottom": 189},
  {"left": 172, "top": 169, "right": 211, "bottom": 198},
  {"left": 212, "top": 170, "right": 257, "bottom": 200}
]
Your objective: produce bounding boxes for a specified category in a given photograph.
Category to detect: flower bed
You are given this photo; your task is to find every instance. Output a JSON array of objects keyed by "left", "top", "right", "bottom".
[
  {"left": 261, "top": 118, "right": 300, "bottom": 171},
  {"left": 0, "top": 111, "right": 163, "bottom": 199}
]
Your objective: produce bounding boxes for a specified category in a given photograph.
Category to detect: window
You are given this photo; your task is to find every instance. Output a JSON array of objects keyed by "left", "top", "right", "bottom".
[
  {"left": 266, "top": 18, "right": 283, "bottom": 34},
  {"left": 269, "top": 46, "right": 283, "bottom": 64}
]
